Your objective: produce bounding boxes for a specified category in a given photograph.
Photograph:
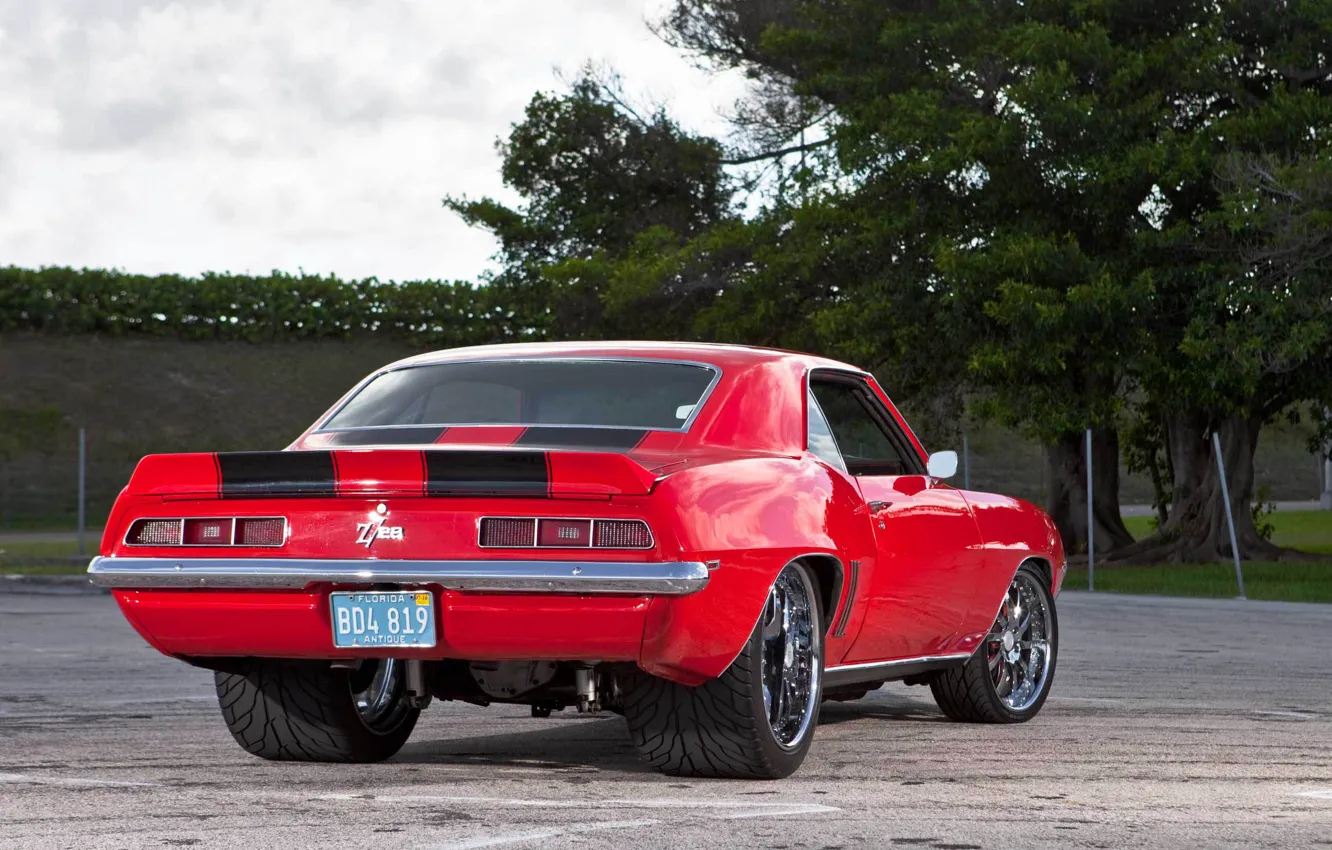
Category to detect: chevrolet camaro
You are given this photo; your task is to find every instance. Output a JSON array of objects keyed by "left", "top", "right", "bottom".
[{"left": 89, "top": 342, "right": 1065, "bottom": 779}]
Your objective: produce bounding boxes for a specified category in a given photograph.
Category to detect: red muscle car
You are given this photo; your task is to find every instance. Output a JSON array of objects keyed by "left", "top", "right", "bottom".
[{"left": 90, "top": 342, "right": 1065, "bottom": 779}]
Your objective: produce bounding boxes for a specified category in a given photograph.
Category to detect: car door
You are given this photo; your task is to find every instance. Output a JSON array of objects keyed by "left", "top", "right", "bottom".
[{"left": 808, "top": 372, "right": 985, "bottom": 663}]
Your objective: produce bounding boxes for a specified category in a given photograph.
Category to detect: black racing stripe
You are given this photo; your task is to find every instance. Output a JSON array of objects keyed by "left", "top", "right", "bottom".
[
  {"left": 423, "top": 450, "right": 549, "bottom": 497},
  {"left": 216, "top": 451, "right": 337, "bottom": 498},
  {"left": 513, "top": 427, "right": 648, "bottom": 451},
  {"left": 321, "top": 428, "right": 446, "bottom": 446}
]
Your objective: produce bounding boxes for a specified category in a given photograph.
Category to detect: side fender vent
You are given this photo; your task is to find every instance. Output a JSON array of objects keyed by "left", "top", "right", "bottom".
[{"left": 832, "top": 560, "right": 860, "bottom": 638}]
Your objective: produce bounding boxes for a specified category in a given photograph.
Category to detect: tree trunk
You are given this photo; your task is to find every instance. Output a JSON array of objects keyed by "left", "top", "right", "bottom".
[
  {"left": 1045, "top": 428, "right": 1134, "bottom": 556},
  {"left": 1106, "top": 413, "right": 1292, "bottom": 563}
]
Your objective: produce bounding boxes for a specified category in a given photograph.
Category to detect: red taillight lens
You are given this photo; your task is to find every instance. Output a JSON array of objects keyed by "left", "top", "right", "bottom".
[
  {"left": 183, "top": 518, "right": 233, "bottom": 546},
  {"left": 236, "top": 517, "right": 286, "bottom": 547},
  {"left": 126, "top": 517, "right": 285, "bottom": 547},
  {"left": 479, "top": 517, "right": 654, "bottom": 549},
  {"left": 593, "top": 519, "right": 653, "bottom": 549},
  {"left": 537, "top": 518, "right": 591, "bottom": 547},
  {"left": 127, "top": 519, "right": 182, "bottom": 546},
  {"left": 480, "top": 517, "right": 536, "bottom": 548}
]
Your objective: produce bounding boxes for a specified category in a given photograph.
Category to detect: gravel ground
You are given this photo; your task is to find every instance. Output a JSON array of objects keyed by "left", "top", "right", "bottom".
[{"left": 1, "top": 591, "right": 1330, "bottom": 850}]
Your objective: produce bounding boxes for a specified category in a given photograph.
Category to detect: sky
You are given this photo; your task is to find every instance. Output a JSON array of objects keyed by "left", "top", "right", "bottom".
[{"left": 0, "top": 0, "right": 748, "bottom": 283}]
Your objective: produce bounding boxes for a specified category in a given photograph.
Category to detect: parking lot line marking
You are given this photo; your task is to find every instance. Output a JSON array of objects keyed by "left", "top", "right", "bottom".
[
  {"left": 429, "top": 819, "right": 659, "bottom": 850},
  {"left": 95, "top": 694, "right": 217, "bottom": 706},
  {"left": 0, "top": 772, "right": 162, "bottom": 788},
  {"left": 1297, "top": 789, "right": 1332, "bottom": 800},
  {"left": 322, "top": 793, "right": 839, "bottom": 818},
  {"left": 1250, "top": 710, "right": 1316, "bottom": 720}
]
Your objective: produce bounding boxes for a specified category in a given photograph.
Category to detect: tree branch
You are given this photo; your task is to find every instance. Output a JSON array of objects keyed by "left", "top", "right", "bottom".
[{"left": 721, "top": 137, "right": 834, "bottom": 165}]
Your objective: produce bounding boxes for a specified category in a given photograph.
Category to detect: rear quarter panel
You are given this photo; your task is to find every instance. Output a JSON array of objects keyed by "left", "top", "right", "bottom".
[{"left": 639, "top": 456, "right": 870, "bottom": 683}]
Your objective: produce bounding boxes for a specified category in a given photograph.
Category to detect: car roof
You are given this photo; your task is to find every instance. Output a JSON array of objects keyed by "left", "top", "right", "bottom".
[{"left": 387, "top": 341, "right": 868, "bottom": 376}]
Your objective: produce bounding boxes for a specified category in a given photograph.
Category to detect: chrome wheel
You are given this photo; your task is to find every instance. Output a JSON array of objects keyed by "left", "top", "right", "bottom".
[
  {"left": 985, "top": 570, "right": 1053, "bottom": 712},
  {"left": 352, "top": 659, "right": 410, "bottom": 731},
  {"left": 760, "top": 565, "right": 821, "bottom": 750}
]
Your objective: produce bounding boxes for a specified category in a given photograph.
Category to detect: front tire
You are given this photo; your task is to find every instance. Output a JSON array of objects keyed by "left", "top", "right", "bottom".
[
  {"left": 931, "top": 562, "right": 1058, "bottom": 723},
  {"left": 215, "top": 658, "right": 419, "bottom": 762},
  {"left": 622, "top": 562, "right": 824, "bottom": 779}
]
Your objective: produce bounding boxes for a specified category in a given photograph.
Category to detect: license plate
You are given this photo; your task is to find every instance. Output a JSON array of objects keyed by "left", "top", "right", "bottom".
[{"left": 330, "top": 591, "right": 437, "bottom": 648}]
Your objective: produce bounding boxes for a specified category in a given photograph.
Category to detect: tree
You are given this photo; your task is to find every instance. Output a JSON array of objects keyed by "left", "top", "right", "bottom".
[
  {"left": 656, "top": 0, "right": 1332, "bottom": 560},
  {"left": 445, "top": 69, "right": 735, "bottom": 340},
  {"left": 1115, "top": 151, "right": 1332, "bottom": 562}
]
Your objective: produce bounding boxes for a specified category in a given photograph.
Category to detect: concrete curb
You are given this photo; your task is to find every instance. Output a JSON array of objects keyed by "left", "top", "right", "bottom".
[{"left": 0, "top": 574, "right": 107, "bottom": 596}]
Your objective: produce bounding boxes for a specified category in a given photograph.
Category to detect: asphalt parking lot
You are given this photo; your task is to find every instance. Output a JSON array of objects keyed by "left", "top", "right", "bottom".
[{"left": 1, "top": 591, "right": 1330, "bottom": 850}]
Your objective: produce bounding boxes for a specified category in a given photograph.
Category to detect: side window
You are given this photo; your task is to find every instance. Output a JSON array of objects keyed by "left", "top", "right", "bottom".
[
  {"left": 806, "top": 390, "right": 848, "bottom": 473},
  {"left": 810, "top": 377, "right": 909, "bottom": 476}
]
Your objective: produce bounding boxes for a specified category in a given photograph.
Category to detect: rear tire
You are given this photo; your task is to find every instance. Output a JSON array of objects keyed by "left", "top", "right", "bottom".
[
  {"left": 215, "top": 659, "right": 419, "bottom": 762},
  {"left": 931, "top": 562, "right": 1058, "bottom": 723},
  {"left": 622, "top": 562, "right": 824, "bottom": 779}
]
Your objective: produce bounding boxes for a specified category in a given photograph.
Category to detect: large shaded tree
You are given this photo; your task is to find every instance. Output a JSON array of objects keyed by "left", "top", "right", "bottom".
[
  {"left": 1116, "top": 153, "right": 1332, "bottom": 562},
  {"left": 657, "top": 0, "right": 1332, "bottom": 560}
]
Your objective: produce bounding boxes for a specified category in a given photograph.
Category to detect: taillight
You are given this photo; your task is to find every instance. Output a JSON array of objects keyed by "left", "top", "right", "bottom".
[
  {"left": 236, "top": 517, "right": 286, "bottom": 547},
  {"left": 593, "top": 519, "right": 654, "bottom": 549},
  {"left": 479, "top": 518, "right": 537, "bottom": 548},
  {"left": 127, "top": 519, "right": 182, "bottom": 546},
  {"left": 479, "top": 517, "right": 653, "bottom": 549},
  {"left": 125, "top": 517, "right": 286, "bottom": 547}
]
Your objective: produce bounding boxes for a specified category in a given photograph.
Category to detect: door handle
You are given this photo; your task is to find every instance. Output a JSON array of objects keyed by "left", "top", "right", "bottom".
[{"left": 868, "top": 500, "right": 893, "bottom": 513}]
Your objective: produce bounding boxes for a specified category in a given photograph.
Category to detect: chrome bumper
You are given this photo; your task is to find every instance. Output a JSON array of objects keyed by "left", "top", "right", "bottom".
[{"left": 87, "top": 556, "right": 710, "bottom": 595}]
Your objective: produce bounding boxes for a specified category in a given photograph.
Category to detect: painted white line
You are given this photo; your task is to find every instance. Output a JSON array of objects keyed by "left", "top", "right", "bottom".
[
  {"left": 1298, "top": 789, "right": 1332, "bottom": 801},
  {"left": 0, "top": 772, "right": 162, "bottom": 788},
  {"left": 428, "top": 819, "right": 658, "bottom": 850},
  {"left": 1251, "top": 710, "right": 1317, "bottom": 720},
  {"left": 322, "top": 793, "right": 839, "bottom": 818}
]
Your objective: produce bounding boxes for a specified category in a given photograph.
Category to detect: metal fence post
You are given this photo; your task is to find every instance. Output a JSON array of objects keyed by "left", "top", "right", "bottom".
[
  {"left": 1086, "top": 428, "right": 1094, "bottom": 592},
  {"left": 1322, "top": 407, "right": 1331, "bottom": 510},
  {"left": 962, "top": 433, "right": 970, "bottom": 490},
  {"left": 78, "top": 428, "right": 87, "bottom": 556},
  {"left": 1211, "top": 431, "right": 1246, "bottom": 600}
]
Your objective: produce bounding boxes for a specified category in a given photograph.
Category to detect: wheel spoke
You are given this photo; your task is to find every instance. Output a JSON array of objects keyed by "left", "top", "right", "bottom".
[
  {"left": 1015, "top": 610, "right": 1031, "bottom": 638},
  {"left": 762, "top": 589, "right": 782, "bottom": 639}
]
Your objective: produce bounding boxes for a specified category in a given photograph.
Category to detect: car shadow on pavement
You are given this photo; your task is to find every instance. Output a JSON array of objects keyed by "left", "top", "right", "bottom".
[
  {"left": 393, "top": 713, "right": 657, "bottom": 776},
  {"left": 394, "top": 692, "right": 947, "bottom": 772},
  {"left": 817, "top": 689, "right": 949, "bottom": 726}
]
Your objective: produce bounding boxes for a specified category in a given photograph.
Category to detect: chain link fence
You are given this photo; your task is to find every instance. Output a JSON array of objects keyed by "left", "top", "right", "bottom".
[
  {"left": 0, "top": 437, "right": 138, "bottom": 532},
  {"left": 1, "top": 427, "right": 1327, "bottom": 536}
]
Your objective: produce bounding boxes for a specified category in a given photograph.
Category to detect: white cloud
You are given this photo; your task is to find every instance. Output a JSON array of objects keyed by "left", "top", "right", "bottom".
[{"left": 0, "top": 0, "right": 747, "bottom": 281}]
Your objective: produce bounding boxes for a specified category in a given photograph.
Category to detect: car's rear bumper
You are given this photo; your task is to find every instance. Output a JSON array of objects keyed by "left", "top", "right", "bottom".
[
  {"left": 109, "top": 587, "right": 658, "bottom": 666},
  {"left": 87, "top": 556, "right": 710, "bottom": 595},
  {"left": 92, "top": 552, "right": 764, "bottom": 686}
]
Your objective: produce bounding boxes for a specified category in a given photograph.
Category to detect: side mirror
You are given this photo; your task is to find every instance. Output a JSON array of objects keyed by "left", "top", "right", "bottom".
[{"left": 927, "top": 450, "right": 958, "bottom": 480}]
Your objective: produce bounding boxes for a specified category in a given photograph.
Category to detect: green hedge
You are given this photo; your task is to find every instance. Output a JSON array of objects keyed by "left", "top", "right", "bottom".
[{"left": 0, "top": 266, "right": 526, "bottom": 344}]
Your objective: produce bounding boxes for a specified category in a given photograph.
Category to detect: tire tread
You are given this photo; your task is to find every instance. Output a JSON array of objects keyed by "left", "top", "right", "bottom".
[{"left": 214, "top": 661, "right": 417, "bottom": 763}]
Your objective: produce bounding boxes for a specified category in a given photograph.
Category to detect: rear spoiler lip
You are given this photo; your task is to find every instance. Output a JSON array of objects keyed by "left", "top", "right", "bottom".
[
  {"left": 124, "top": 448, "right": 659, "bottom": 500},
  {"left": 87, "top": 555, "right": 710, "bottom": 595}
]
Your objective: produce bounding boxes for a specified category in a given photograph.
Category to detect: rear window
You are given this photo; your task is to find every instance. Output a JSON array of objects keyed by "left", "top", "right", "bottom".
[{"left": 323, "top": 359, "right": 718, "bottom": 432}]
